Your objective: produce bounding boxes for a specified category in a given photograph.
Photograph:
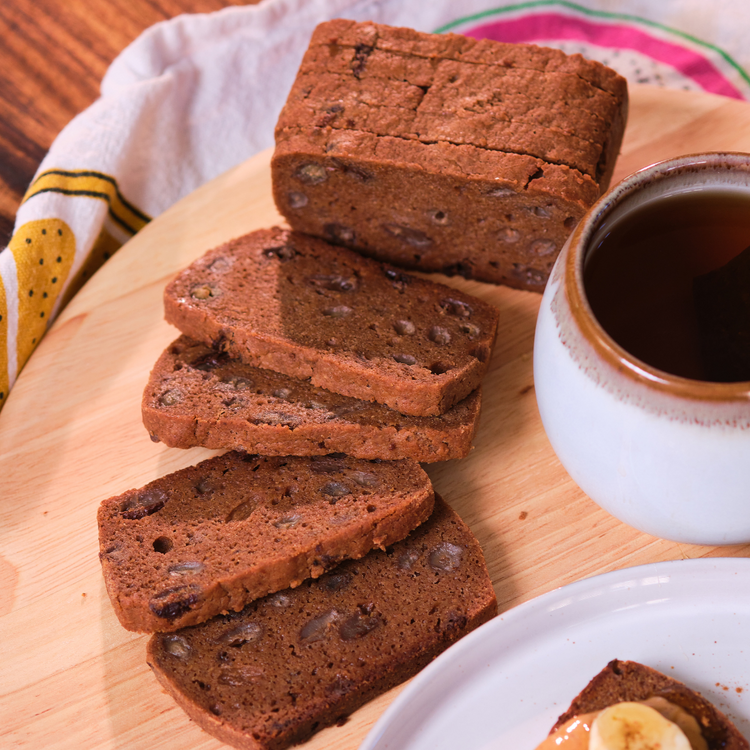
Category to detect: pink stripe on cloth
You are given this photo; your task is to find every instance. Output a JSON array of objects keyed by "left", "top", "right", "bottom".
[{"left": 464, "top": 13, "right": 744, "bottom": 100}]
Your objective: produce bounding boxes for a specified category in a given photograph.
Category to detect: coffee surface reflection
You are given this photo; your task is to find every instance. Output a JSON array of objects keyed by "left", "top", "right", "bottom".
[{"left": 584, "top": 188, "right": 750, "bottom": 381}]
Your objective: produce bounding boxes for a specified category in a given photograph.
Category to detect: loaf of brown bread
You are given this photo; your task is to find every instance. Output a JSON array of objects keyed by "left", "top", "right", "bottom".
[
  {"left": 163, "top": 227, "right": 499, "bottom": 417},
  {"left": 552, "top": 659, "right": 749, "bottom": 749},
  {"left": 98, "top": 451, "right": 433, "bottom": 632},
  {"left": 147, "top": 495, "right": 497, "bottom": 750},
  {"left": 143, "top": 335, "right": 481, "bottom": 461},
  {"left": 272, "top": 19, "right": 628, "bottom": 292}
]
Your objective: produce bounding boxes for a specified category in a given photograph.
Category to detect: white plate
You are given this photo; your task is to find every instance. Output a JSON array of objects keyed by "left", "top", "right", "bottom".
[{"left": 360, "top": 558, "right": 750, "bottom": 750}]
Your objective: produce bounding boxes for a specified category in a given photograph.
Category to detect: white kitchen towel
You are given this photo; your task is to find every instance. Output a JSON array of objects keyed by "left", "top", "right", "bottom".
[{"left": 1, "top": 0, "right": 749, "bottom": 409}]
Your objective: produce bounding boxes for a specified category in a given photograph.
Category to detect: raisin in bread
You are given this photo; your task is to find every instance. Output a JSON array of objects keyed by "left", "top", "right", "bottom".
[
  {"left": 272, "top": 19, "right": 628, "bottom": 291},
  {"left": 143, "top": 335, "right": 481, "bottom": 461},
  {"left": 98, "top": 452, "right": 433, "bottom": 632},
  {"left": 163, "top": 227, "right": 499, "bottom": 416},
  {"left": 552, "top": 659, "right": 748, "bottom": 750},
  {"left": 147, "top": 495, "right": 497, "bottom": 750}
]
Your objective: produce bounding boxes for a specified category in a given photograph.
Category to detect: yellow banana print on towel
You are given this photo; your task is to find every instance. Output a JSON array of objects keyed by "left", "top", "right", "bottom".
[
  {"left": 0, "top": 169, "right": 152, "bottom": 412},
  {"left": 0, "top": 275, "right": 7, "bottom": 407},
  {"left": 9, "top": 218, "right": 75, "bottom": 372}
]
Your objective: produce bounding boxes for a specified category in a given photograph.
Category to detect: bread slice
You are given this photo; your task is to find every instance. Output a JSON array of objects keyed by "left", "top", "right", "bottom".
[
  {"left": 163, "top": 227, "right": 499, "bottom": 417},
  {"left": 552, "top": 659, "right": 749, "bottom": 749},
  {"left": 143, "top": 335, "right": 481, "bottom": 462},
  {"left": 146, "top": 495, "right": 497, "bottom": 750},
  {"left": 98, "top": 452, "right": 433, "bottom": 632}
]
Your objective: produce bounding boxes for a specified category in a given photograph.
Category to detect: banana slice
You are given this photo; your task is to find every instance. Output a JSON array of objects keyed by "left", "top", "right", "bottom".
[{"left": 589, "top": 702, "right": 693, "bottom": 750}]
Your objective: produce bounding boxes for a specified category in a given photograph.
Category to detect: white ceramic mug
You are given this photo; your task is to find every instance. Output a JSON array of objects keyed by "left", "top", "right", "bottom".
[{"left": 534, "top": 153, "right": 750, "bottom": 545}]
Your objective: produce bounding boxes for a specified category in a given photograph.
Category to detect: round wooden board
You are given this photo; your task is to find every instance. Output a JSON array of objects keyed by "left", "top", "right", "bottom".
[{"left": 3, "top": 84, "right": 750, "bottom": 750}]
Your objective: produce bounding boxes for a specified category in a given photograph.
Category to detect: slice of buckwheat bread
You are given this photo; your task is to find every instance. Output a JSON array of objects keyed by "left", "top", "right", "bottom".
[
  {"left": 143, "top": 335, "right": 481, "bottom": 462},
  {"left": 98, "top": 451, "right": 434, "bottom": 633},
  {"left": 146, "top": 494, "right": 497, "bottom": 750},
  {"left": 163, "top": 227, "right": 499, "bottom": 417},
  {"left": 552, "top": 659, "right": 749, "bottom": 750}
]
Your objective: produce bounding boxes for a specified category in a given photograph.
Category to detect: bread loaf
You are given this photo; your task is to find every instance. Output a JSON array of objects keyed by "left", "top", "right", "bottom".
[{"left": 272, "top": 19, "right": 628, "bottom": 291}]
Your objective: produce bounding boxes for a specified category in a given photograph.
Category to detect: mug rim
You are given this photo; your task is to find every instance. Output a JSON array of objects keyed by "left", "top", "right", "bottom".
[{"left": 564, "top": 151, "right": 750, "bottom": 402}]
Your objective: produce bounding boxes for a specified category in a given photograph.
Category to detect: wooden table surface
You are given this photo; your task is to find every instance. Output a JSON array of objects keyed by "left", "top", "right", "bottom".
[{"left": 0, "top": 0, "right": 260, "bottom": 247}]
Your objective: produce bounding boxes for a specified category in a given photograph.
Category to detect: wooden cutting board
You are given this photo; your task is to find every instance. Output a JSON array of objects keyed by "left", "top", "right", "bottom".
[{"left": 3, "top": 84, "right": 750, "bottom": 750}]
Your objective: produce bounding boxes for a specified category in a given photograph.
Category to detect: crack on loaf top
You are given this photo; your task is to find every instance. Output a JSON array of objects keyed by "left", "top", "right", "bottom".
[
  {"left": 315, "top": 39, "right": 622, "bottom": 102},
  {"left": 281, "top": 124, "right": 595, "bottom": 186}
]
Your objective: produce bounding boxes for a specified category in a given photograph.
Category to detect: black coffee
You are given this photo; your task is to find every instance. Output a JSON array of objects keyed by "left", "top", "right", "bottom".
[{"left": 583, "top": 188, "right": 750, "bottom": 381}]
